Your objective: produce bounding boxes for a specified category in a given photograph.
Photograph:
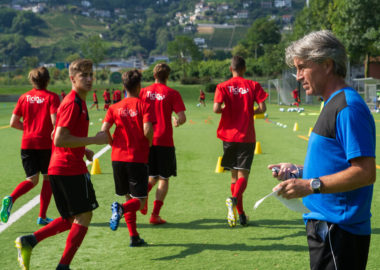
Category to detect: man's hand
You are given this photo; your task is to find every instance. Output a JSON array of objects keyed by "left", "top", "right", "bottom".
[
  {"left": 275, "top": 178, "right": 312, "bottom": 199},
  {"left": 85, "top": 148, "right": 94, "bottom": 162},
  {"left": 268, "top": 163, "right": 299, "bottom": 180},
  {"left": 94, "top": 131, "right": 109, "bottom": 145}
]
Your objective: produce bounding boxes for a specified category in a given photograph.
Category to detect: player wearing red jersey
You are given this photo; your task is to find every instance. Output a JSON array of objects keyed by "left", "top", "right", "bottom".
[
  {"left": 89, "top": 89, "right": 99, "bottom": 110},
  {"left": 1, "top": 67, "right": 60, "bottom": 226},
  {"left": 213, "top": 56, "right": 268, "bottom": 227},
  {"left": 139, "top": 63, "right": 186, "bottom": 225},
  {"left": 114, "top": 89, "right": 122, "bottom": 103},
  {"left": 60, "top": 90, "right": 66, "bottom": 102},
  {"left": 103, "top": 88, "right": 111, "bottom": 110},
  {"left": 14, "top": 59, "right": 108, "bottom": 270},
  {"left": 102, "top": 69, "right": 154, "bottom": 246}
]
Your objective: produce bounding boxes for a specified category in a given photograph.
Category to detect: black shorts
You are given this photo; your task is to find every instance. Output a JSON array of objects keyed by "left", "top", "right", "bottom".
[
  {"left": 21, "top": 149, "right": 52, "bottom": 178},
  {"left": 112, "top": 161, "right": 148, "bottom": 198},
  {"left": 148, "top": 146, "right": 177, "bottom": 179},
  {"left": 306, "top": 219, "right": 370, "bottom": 270},
  {"left": 93, "top": 101, "right": 98, "bottom": 104},
  {"left": 221, "top": 142, "right": 255, "bottom": 171},
  {"left": 50, "top": 173, "right": 99, "bottom": 219}
]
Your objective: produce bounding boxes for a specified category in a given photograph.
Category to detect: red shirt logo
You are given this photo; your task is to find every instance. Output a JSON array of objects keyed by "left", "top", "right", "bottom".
[
  {"left": 228, "top": 86, "right": 249, "bottom": 95},
  {"left": 146, "top": 91, "right": 165, "bottom": 100}
]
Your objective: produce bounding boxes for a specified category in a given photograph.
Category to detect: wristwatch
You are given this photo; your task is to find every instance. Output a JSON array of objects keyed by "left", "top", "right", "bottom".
[{"left": 310, "top": 178, "right": 321, "bottom": 194}]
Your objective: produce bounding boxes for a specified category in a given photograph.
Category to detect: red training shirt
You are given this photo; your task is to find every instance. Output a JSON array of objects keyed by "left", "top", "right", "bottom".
[
  {"left": 214, "top": 76, "right": 268, "bottom": 143},
  {"left": 93, "top": 92, "right": 98, "bottom": 102},
  {"left": 48, "top": 90, "right": 89, "bottom": 176},
  {"left": 13, "top": 88, "right": 60, "bottom": 149},
  {"left": 140, "top": 83, "right": 186, "bottom": 147},
  {"left": 103, "top": 97, "right": 154, "bottom": 163}
]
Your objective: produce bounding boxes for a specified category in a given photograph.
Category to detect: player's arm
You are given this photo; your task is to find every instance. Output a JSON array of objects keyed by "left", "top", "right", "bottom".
[
  {"left": 144, "top": 122, "right": 153, "bottom": 146},
  {"left": 100, "top": 122, "right": 114, "bottom": 145},
  {"left": 254, "top": 101, "right": 266, "bottom": 114},
  {"left": 50, "top": 113, "right": 57, "bottom": 126},
  {"left": 213, "top": 102, "right": 223, "bottom": 114},
  {"left": 54, "top": 126, "right": 108, "bottom": 148},
  {"left": 10, "top": 114, "right": 23, "bottom": 130},
  {"left": 172, "top": 111, "right": 186, "bottom": 127}
]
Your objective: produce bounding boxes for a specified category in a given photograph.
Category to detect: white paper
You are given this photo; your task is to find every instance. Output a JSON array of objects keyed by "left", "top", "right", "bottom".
[{"left": 253, "top": 188, "right": 310, "bottom": 213}]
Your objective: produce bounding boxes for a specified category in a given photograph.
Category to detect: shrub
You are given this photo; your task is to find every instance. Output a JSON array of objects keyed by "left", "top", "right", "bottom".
[{"left": 205, "top": 82, "right": 217, "bottom": 93}]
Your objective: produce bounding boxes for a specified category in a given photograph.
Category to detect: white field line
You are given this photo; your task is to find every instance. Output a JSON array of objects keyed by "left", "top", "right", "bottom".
[{"left": 0, "top": 144, "right": 111, "bottom": 234}]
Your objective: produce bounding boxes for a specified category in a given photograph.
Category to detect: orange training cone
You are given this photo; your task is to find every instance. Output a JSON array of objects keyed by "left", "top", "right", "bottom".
[
  {"left": 215, "top": 156, "right": 225, "bottom": 173},
  {"left": 255, "top": 141, "right": 262, "bottom": 155},
  {"left": 90, "top": 158, "right": 102, "bottom": 175}
]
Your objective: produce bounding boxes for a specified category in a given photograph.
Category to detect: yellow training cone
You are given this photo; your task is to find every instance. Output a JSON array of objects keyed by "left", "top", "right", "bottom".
[
  {"left": 320, "top": 101, "right": 324, "bottom": 112},
  {"left": 308, "top": 127, "right": 313, "bottom": 137},
  {"left": 215, "top": 156, "right": 225, "bottom": 173},
  {"left": 293, "top": 122, "right": 299, "bottom": 132},
  {"left": 90, "top": 158, "right": 102, "bottom": 175},
  {"left": 255, "top": 141, "right": 262, "bottom": 154}
]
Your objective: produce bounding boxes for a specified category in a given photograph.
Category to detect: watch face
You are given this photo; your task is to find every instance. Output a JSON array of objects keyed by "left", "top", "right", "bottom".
[{"left": 312, "top": 178, "right": 321, "bottom": 190}]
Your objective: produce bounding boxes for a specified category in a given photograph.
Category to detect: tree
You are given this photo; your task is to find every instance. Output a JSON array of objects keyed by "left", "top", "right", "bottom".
[
  {"left": 329, "top": 0, "right": 380, "bottom": 76},
  {"left": 291, "top": 0, "right": 333, "bottom": 40},
  {"left": 0, "top": 34, "right": 31, "bottom": 65},
  {"left": 11, "top": 11, "right": 46, "bottom": 35},
  {"left": 239, "top": 17, "right": 281, "bottom": 58},
  {"left": 167, "top": 36, "right": 202, "bottom": 78},
  {"left": 22, "top": 56, "right": 39, "bottom": 69},
  {"left": 66, "top": 53, "right": 81, "bottom": 63},
  {"left": 81, "top": 35, "right": 106, "bottom": 68},
  {"left": 0, "top": 8, "right": 17, "bottom": 31}
]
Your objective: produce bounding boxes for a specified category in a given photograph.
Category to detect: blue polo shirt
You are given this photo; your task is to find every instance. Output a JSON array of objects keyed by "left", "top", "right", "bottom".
[{"left": 303, "top": 87, "right": 376, "bottom": 235}]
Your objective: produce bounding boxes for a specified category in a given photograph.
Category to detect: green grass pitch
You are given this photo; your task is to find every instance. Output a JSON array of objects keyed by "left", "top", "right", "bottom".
[{"left": 0, "top": 83, "right": 379, "bottom": 269}]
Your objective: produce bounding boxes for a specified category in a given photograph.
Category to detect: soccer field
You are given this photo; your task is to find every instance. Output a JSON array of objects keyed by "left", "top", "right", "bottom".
[{"left": 0, "top": 84, "right": 379, "bottom": 270}]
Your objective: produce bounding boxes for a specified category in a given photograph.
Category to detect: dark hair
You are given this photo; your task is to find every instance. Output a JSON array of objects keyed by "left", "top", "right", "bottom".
[
  {"left": 231, "top": 55, "right": 246, "bottom": 72},
  {"left": 153, "top": 63, "right": 171, "bottom": 81},
  {"left": 28, "top": 67, "right": 50, "bottom": 89},
  {"left": 122, "top": 69, "right": 142, "bottom": 92}
]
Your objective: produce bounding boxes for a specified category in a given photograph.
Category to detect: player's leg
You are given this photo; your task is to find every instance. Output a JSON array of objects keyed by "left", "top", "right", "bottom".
[
  {"left": 150, "top": 177, "right": 168, "bottom": 225},
  {"left": 1, "top": 150, "right": 40, "bottom": 223},
  {"left": 57, "top": 173, "right": 98, "bottom": 269},
  {"left": 38, "top": 150, "right": 54, "bottom": 225}
]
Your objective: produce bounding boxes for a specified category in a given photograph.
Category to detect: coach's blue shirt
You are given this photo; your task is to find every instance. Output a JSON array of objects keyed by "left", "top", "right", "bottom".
[{"left": 303, "top": 87, "right": 376, "bottom": 235}]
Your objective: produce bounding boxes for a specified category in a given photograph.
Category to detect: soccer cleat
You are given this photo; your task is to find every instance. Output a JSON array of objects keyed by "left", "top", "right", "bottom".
[
  {"left": 1, "top": 196, "right": 13, "bottom": 223},
  {"left": 109, "top": 202, "right": 123, "bottom": 231},
  {"left": 140, "top": 199, "right": 148, "bottom": 215},
  {"left": 15, "top": 236, "right": 33, "bottom": 270},
  {"left": 239, "top": 213, "right": 249, "bottom": 227},
  {"left": 226, "top": 197, "right": 237, "bottom": 227},
  {"left": 37, "top": 217, "right": 54, "bottom": 226},
  {"left": 149, "top": 214, "right": 166, "bottom": 225},
  {"left": 130, "top": 236, "right": 147, "bottom": 247}
]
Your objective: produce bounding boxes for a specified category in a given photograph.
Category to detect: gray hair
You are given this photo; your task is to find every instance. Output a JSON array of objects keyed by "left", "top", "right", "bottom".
[{"left": 285, "top": 30, "right": 347, "bottom": 77}]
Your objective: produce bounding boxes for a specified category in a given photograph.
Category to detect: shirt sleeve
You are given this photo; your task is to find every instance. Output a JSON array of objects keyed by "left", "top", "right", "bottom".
[
  {"left": 214, "top": 84, "right": 224, "bottom": 103},
  {"left": 13, "top": 96, "right": 24, "bottom": 116},
  {"left": 143, "top": 102, "right": 155, "bottom": 124},
  {"left": 56, "top": 102, "right": 78, "bottom": 129},
  {"left": 103, "top": 106, "right": 114, "bottom": 125},
  {"left": 50, "top": 94, "right": 60, "bottom": 114},
  {"left": 254, "top": 82, "right": 269, "bottom": 104},
  {"left": 336, "top": 104, "right": 376, "bottom": 161},
  {"left": 172, "top": 91, "right": 186, "bottom": 113}
]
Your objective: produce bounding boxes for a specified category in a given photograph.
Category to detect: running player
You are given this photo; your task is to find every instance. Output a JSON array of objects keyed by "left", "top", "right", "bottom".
[
  {"left": 14, "top": 59, "right": 108, "bottom": 270},
  {"left": 89, "top": 89, "right": 99, "bottom": 110},
  {"left": 139, "top": 63, "right": 186, "bottom": 225},
  {"left": 213, "top": 56, "right": 268, "bottom": 227},
  {"left": 1, "top": 67, "right": 60, "bottom": 226},
  {"left": 102, "top": 69, "right": 154, "bottom": 246}
]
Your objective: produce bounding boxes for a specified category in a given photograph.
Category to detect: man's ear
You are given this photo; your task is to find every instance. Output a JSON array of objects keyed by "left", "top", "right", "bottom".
[{"left": 324, "top": 59, "right": 334, "bottom": 75}]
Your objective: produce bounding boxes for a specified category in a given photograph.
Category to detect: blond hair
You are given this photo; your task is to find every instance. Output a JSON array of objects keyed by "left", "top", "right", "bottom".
[{"left": 69, "top": 59, "right": 93, "bottom": 77}]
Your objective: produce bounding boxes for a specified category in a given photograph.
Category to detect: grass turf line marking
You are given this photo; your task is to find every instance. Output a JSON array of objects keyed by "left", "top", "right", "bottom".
[
  {"left": 0, "top": 144, "right": 111, "bottom": 234},
  {"left": 0, "top": 125, "right": 10, "bottom": 130}
]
